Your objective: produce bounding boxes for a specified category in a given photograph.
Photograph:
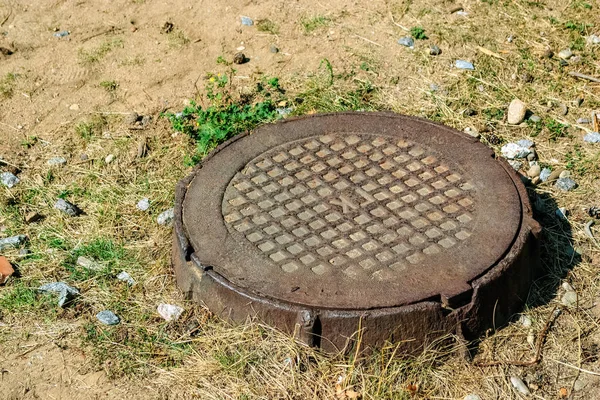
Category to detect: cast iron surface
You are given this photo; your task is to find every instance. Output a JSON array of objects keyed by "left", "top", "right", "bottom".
[{"left": 183, "top": 113, "right": 520, "bottom": 309}]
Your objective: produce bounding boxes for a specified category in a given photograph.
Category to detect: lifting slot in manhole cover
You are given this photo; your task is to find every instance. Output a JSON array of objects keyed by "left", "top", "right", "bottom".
[{"left": 173, "top": 113, "right": 541, "bottom": 353}]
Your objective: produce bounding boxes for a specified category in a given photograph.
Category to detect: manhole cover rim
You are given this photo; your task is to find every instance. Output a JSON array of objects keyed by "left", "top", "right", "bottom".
[{"left": 180, "top": 112, "right": 525, "bottom": 310}]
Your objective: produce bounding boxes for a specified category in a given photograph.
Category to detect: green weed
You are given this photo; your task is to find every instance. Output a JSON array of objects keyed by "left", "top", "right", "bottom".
[
  {"left": 256, "top": 19, "right": 279, "bottom": 34},
  {"left": 78, "top": 38, "right": 124, "bottom": 65},
  {"left": 301, "top": 16, "right": 331, "bottom": 33},
  {"left": 546, "top": 119, "right": 569, "bottom": 141},
  {"left": 100, "top": 80, "right": 118, "bottom": 93},
  {"left": 0, "top": 282, "right": 57, "bottom": 316},
  {"left": 410, "top": 26, "right": 427, "bottom": 40},
  {"left": 0, "top": 72, "right": 17, "bottom": 98}
]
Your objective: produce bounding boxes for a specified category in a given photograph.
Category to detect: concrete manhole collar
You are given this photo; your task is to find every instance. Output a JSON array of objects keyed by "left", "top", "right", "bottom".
[{"left": 173, "top": 113, "right": 540, "bottom": 353}]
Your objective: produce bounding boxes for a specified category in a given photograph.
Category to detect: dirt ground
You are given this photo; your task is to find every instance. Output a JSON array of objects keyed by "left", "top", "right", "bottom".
[{"left": 1, "top": 0, "right": 600, "bottom": 398}]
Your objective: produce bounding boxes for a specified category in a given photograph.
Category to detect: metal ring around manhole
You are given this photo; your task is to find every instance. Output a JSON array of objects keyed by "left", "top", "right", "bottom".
[{"left": 173, "top": 113, "right": 541, "bottom": 353}]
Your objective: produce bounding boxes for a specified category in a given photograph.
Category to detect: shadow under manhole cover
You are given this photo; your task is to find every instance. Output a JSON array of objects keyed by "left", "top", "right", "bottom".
[{"left": 173, "top": 113, "right": 541, "bottom": 353}]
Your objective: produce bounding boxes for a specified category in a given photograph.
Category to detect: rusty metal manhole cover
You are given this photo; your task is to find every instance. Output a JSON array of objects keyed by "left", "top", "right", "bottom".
[{"left": 173, "top": 113, "right": 540, "bottom": 353}]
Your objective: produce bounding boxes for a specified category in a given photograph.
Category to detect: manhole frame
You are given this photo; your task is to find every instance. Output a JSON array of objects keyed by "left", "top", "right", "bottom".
[{"left": 173, "top": 112, "right": 541, "bottom": 353}]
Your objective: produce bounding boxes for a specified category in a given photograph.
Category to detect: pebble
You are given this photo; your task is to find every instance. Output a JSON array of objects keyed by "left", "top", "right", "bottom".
[
  {"left": 531, "top": 176, "right": 540, "bottom": 185},
  {"left": 47, "top": 157, "right": 67, "bottom": 166},
  {"left": 527, "top": 164, "right": 541, "bottom": 178},
  {"left": 519, "top": 314, "right": 532, "bottom": 328},
  {"left": 510, "top": 376, "right": 531, "bottom": 395},
  {"left": 542, "top": 48, "right": 554, "bottom": 58},
  {"left": 558, "top": 48, "right": 573, "bottom": 60},
  {"left": 0, "top": 172, "right": 19, "bottom": 188},
  {"left": 574, "top": 379, "right": 587, "bottom": 391},
  {"left": 233, "top": 52, "right": 246, "bottom": 64},
  {"left": 429, "top": 44, "right": 441, "bottom": 55},
  {"left": 464, "top": 395, "right": 481, "bottom": 400},
  {"left": 105, "top": 154, "right": 115, "bottom": 164},
  {"left": 54, "top": 198, "right": 82, "bottom": 216},
  {"left": 69, "top": 104, "right": 80, "bottom": 111},
  {"left": 157, "top": 303, "right": 185, "bottom": 321},
  {"left": 80, "top": 153, "right": 89, "bottom": 161},
  {"left": 539, "top": 168, "right": 552, "bottom": 182},
  {"left": 240, "top": 16, "right": 254, "bottom": 26},
  {"left": 555, "top": 177, "right": 577, "bottom": 191},
  {"left": 526, "top": 149, "right": 537, "bottom": 161},
  {"left": 39, "top": 282, "right": 79, "bottom": 307},
  {"left": 269, "top": 45, "right": 279, "bottom": 53},
  {"left": 588, "top": 35, "right": 600, "bottom": 45},
  {"left": 24, "top": 211, "right": 42, "bottom": 224},
  {"left": 19, "top": 249, "right": 31, "bottom": 256},
  {"left": 116, "top": 271, "right": 136, "bottom": 286},
  {"left": 527, "top": 329, "right": 536, "bottom": 347},
  {"left": 96, "top": 310, "right": 120, "bottom": 325},
  {"left": 559, "top": 170, "right": 571, "bottom": 179},
  {"left": 276, "top": 107, "right": 293, "bottom": 117},
  {"left": 53, "top": 30, "right": 70, "bottom": 38},
  {"left": 507, "top": 99, "right": 527, "bottom": 124},
  {"left": 559, "top": 59, "right": 569, "bottom": 67},
  {"left": 583, "top": 132, "right": 600, "bottom": 143},
  {"left": 0, "top": 235, "right": 27, "bottom": 251},
  {"left": 463, "top": 127, "right": 480, "bottom": 138},
  {"left": 561, "top": 290, "right": 578, "bottom": 307},
  {"left": 529, "top": 115, "right": 541, "bottom": 123},
  {"left": 501, "top": 142, "right": 532, "bottom": 159},
  {"left": 0, "top": 256, "right": 14, "bottom": 284},
  {"left": 157, "top": 208, "right": 175, "bottom": 226},
  {"left": 556, "top": 207, "right": 568, "bottom": 220},
  {"left": 455, "top": 60, "right": 474, "bottom": 70},
  {"left": 397, "top": 36, "right": 414, "bottom": 48},
  {"left": 137, "top": 198, "right": 150, "bottom": 211},
  {"left": 577, "top": 118, "right": 591, "bottom": 124},
  {"left": 126, "top": 112, "right": 140, "bottom": 125},
  {"left": 76, "top": 256, "right": 103, "bottom": 271},
  {"left": 508, "top": 160, "right": 522, "bottom": 171}
]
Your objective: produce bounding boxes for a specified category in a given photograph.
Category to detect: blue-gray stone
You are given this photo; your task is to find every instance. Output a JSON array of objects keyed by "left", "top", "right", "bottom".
[
  {"left": 516, "top": 139, "right": 534, "bottom": 148},
  {"left": 429, "top": 44, "right": 441, "bottom": 55},
  {"left": 1, "top": 172, "right": 19, "bottom": 188},
  {"left": 54, "top": 198, "right": 81, "bottom": 216},
  {"left": 583, "top": 132, "right": 600, "bottom": 143},
  {"left": 116, "top": 271, "right": 135, "bottom": 286},
  {"left": 39, "top": 282, "right": 79, "bottom": 307},
  {"left": 276, "top": 107, "right": 293, "bottom": 117},
  {"left": 54, "top": 31, "right": 69, "bottom": 38},
  {"left": 96, "top": 310, "right": 120, "bottom": 325},
  {"left": 539, "top": 168, "right": 552, "bottom": 182},
  {"left": 157, "top": 208, "right": 174, "bottom": 226},
  {"left": 555, "top": 177, "right": 577, "bottom": 191},
  {"left": 0, "top": 235, "right": 27, "bottom": 251},
  {"left": 240, "top": 16, "right": 254, "bottom": 26},
  {"left": 397, "top": 37, "right": 414, "bottom": 48},
  {"left": 455, "top": 60, "right": 474, "bottom": 70}
]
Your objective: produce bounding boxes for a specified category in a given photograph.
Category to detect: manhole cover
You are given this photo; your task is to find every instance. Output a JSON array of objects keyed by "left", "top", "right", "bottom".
[{"left": 173, "top": 113, "right": 540, "bottom": 353}]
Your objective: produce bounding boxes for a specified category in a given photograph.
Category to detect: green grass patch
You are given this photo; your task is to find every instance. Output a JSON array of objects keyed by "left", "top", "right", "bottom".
[
  {"left": 410, "top": 26, "right": 427, "bottom": 40},
  {"left": 301, "top": 15, "right": 331, "bottom": 33},
  {"left": 0, "top": 282, "right": 57, "bottom": 316},
  {"left": 256, "top": 19, "right": 279, "bottom": 34},
  {"left": 0, "top": 72, "right": 17, "bottom": 98},
  {"left": 78, "top": 38, "right": 124, "bottom": 65}
]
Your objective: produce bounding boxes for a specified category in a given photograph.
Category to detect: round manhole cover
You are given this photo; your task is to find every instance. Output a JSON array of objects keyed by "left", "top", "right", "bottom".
[{"left": 173, "top": 113, "right": 540, "bottom": 353}]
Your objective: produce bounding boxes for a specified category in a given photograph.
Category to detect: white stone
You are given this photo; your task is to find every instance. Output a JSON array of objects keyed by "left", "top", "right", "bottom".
[
  {"left": 510, "top": 376, "right": 530, "bottom": 395},
  {"left": 519, "top": 314, "right": 532, "bottom": 328},
  {"left": 507, "top": 99, "right": 527, "bottom": 124},
  {"left": 137, "top": 198, "right": 150, "bottom": 211},
  {"left": 157, "top": 303, "right": 184, "bottom": 321},
  {"left": 69, "top": 103, "right": 80, "bottom": 111},
  {"left": 105, "top": 154, "right": 115, "bottom": 164},
  {"left": 562, "top": 290, "right": 578, "bottom": 307},
  {"left": 527, "top": 164, "right": 541, "bottom": 178},
  {"left": 157, "top": 208, "right": 174, "bottom": 226},
  {"left": 464, "top": 395, "right": 481, "bottom": 400}
]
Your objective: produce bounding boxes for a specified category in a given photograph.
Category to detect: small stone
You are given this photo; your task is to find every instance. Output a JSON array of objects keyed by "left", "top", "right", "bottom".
[
  {"left": 510, "top": 376, "right": 531, "bottom": 396},
  {"left": 0, "top": 172, "right": 19, "bottom": 188},
  {"left": 559, "top": 103, "right": 568, "bottom": 116},
  {"left": 233, "top": 52, "right": 246, "bottom": 64},
  {"left": 25, "top": 212, "right": 42, "bottom": 224},
  {"left": 527, "top": 329, "right": 536, "bottom": 347},
  {"left": 559, "top": 59, "right": 569, "bottom": 67},
  {"left": 546, "top": 168, "right": 563, "bottom": 182},
  {"left": 556, "top": 207, "right": 568, "bottom": 220},
  {"left": 276, "top": 107, "right": 293, "bottom": 117},
  {"left": 157, "top": 208, "right": 175, "bottom": 226},
  {"left": 96, "top": 310, "right": 120, "bottom": 325},
  {"left": 39, "top": 282, "right": 79, "bottom": 307},
  {"left": 574, "top": 96, "right": 584, "bottom": 107},
  {"left": 519, "top": 314, "right": 532, "bottom": 328},
  {"left": 77, "top": 256, "right": 103, "bottom": 271},
  {"left": 69, "top": 104, "right": 80, "bottom": 111},
  {"left": 555, "top": 177, "right": 577, "bottom": 191},
  {"left": 455, "top": 60, "right": 474, "bottom": 70},
  {"left": 18, "top": 249, "right": 31, "bottom": 256},
  {"left": 561, "top": 290, "right": 578, "bottom": 307},
  {"left": 429, "top": 44, "right": 441, "bottom": 55},
  {"left": 464, "top": 395, "right": 481, "bottom": 400},
  {"left": 588, "top": 34, "right": 600, "bottom": 45},
  {"left": 501, "top": 142, "right": 531, "bottom": 159},
  {"left": 269, "top": 45, "right": 279, "bottom": 53},
  {"left": 0, "top": 235, "right": 27, "bottom": 251},
  {"left": 531, "top": 176, "right": 540, "bottom": 185},
  {"left": 397, "top": 36, "right": 414, "bottom": 48},
  {"left": 583, "top": 132, "right": 600, "bottom": 143},
  {"left": 0, "top": 256, "right": 14, "bottom": 284},
  {"left": 137, "top": 198, "right": 150, "bottom": 211},
  {"left": 157, "top": 303, "right": 185, "bottom": 321},
  {"left": 80, "top": 153, "right": 89, "bottom": 161},
  {"left": 507, "top": 99, "right": 527, "bottom": 124},
  {"left": 463, "top": 127, "right": 480, "bottom": 138},
  {"left": 126, "top": 112, "right": 140, "bottom": 125},
  {"left": 559, "top": 170, "right": 571, "bottom": 179},
  {"left": 577, "top": 118, "right": 591, "bottom": 124},
  {"left": 539, "top": 168, "right": 552, "bottom": 182},
  {"left": 508, "top": 160, "right": 522, "bottom": 171},
  {"left": 520, "top": 72, "right": 533, "bottom": 83},
  {"left": 529, "top": 115, "right": 541, "bottom": 123},
  {"left": 140, "top": 115, "right": 151, "bottom": 127},
  {"left": 527, "top": 164, "right": 541, "bottom": 178},
  {"left": 240, "top": 16, "right": 254, "bottom": 26},
  {"left": 54, "top": 198, "right": 82, "bottom": 216},
  {"left": 116, "top": 271, "right": 136, "bottom": 286},
  {"left": 573, "top": 379, "right": 587, "bottom": 391},
  {"left": 526, "top": 149, "right": 537, "bottom": 161},
  {"left": 507, "top": 35, "right": 515, "bottom": 43},
  {"left": 558, "top": 48, "right": 573, "bottom": 60},
  {"left": 104, "top": 154, "right": 115, "bottom": 164},
  {"left": 542, "top": 48, "right": 554, "bottom": 58},
  {"left": 47, "top": 157, "right": 67, "bottom": 166}
]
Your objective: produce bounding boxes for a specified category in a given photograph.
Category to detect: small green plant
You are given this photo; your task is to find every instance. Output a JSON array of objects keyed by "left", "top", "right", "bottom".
[
  {"left": 256, "top": 19, "right": 279, "bottom": 34},
  {"left": 564, "top": 20, "right": 593, "bottom": 34},
  {"left": 301, "top": 15, "right": 330, "bottom": 33},
  {"left": 216, "top": 55, "right": 230, "bottom": 66},
  {"left": 0, "top": 282, "right": 56, "bottom": 315},
  {"left": 546, "top": 119, "right": 568, "bottom": 141},
  {"left": 167, "top": 30, "right": 190, "bottom": 47},
  {"left": 79, "top": 39, "right": 124, "bottom": 65},
  {"left": 75, "top": 115, "right": 106, "bottom": 141},
  {"left": 100, "top": 80, "right": 118, "bottom": 93},
  {"left": 0, "top": 72, "right": 17, "bottom": 98},
  {"left": 410, "top": 26, "right": 427, "bottom": 40}
]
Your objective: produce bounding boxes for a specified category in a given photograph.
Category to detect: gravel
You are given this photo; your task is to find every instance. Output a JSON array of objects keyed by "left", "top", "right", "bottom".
[
  {"left": 240, "top": 16, "right": 253, "bottom": 26},
  {"left": 464, "top": 395, "right": 481, "bottom": 400},
  {"left": 555, "top": 177, "right": 577, "bottom": 191},
  {"left": 47, "top": 157, "right": 67, "bottom": 166},
  {"left": 157, "top": 303, "right": 185, "bottom": 321},
  {"left": 157, "top": 208, "right": 175, "bottom": 226},
  {"left": 583, "top": 132, "right": 600, "bottom": 143},
  {"left": 510, "top": 376, "right": 530, "bottom": 395},
  {"left": 137, "top": 198, "right": 150, "bottom": 211},
  {"left": 455, "top": 60, "right": 474, "bottom": 70},
  {"left": 96, "top": 310, "right": 121, "bottom": 325},
  {"left": 558, "top": 48, "right": 573, "bottom": 60},
  {"left": 54, "top": 198, "right": 82, "bottom": 216},
  {"left": 105, "top": 154, "right": 115, "bottom": 164},
  {"left": 539, "top": 168, "right": 552, "bottom": 182},
  {"left": 397, "top": 36, "right": 414, "bottom": 48},
  {"left": 527, "top": 164, "right": 541, "bottom": 178},
  {"left": 116, "top": 271, "right": 136, "bottom": 285},
  {"left": 561, "top": 290, "right": 578, "bottom": 307},
  {"left": 507, "top": 160, "right": 522, "bottom": 171},
  {"left": 501, "top": 141, "right": 532, "bottom": 159},
  {"left": 429, "top": 44, "right": 441, "bottom": 55},
  {"left": 529, "top": 115, "right": 541, "bottom": 123},
  {"left": 76, "top": 256, "right": 103, "bottom": 271},
  {"left": 39, "top": 282, "right": 79, "bottom": 307},
  {"left": 1, "top": 172, "right": 19, "bottom": 188},
  {"left": 0, "top": 235, "right": 27, "bottom": 251}
]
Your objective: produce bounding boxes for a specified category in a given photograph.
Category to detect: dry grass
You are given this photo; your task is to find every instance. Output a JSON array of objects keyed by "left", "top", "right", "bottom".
[{"left": 1, "top": 0, "right": 600, "bottom": 398}]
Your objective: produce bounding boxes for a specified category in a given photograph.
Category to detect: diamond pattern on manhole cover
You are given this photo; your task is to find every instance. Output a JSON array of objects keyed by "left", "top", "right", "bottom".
[{"left": 222, "top": 134, "right": 476, "bottom": 280}]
